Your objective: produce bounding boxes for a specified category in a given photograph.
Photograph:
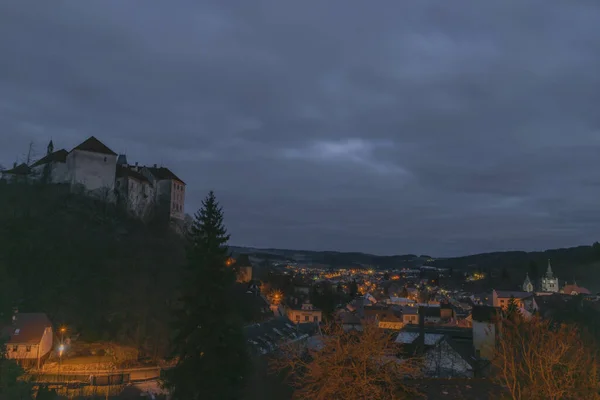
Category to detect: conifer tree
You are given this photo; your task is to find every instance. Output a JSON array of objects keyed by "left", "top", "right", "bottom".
[{"left": 163, "top": 191, "right": 248, "bottom": 400}]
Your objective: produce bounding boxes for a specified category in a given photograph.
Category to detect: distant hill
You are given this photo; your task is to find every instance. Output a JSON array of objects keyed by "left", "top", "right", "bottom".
[{"left": 230, "top": 243, "right": 600, "bottom": 293}]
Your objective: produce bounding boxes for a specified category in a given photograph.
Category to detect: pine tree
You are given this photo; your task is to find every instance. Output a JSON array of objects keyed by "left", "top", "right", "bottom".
[{"left": 163, "top": 191, "right": 248, "bottom": 400}]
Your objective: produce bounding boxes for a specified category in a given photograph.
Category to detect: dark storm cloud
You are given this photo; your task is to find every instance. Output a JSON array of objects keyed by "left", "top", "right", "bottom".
[{"left": 1, "top": 0, "right": 600, "bottom": 256}]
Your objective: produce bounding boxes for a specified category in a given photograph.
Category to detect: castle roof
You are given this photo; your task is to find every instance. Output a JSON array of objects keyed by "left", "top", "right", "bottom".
[
  {"left": 116, "top": 165, "right": 150, "bottom": 183},
  {"left": 2, "top": 163, "right": 31, "bottom": 175},
  {"left": 71, "top": 136, "right": 117, "bottom": 156},
  {"left": 30, "top": 149, "right": 68, "bottom": 167},
  {"left": 145, "top": 166, "right": 185, "bottom": 184}
]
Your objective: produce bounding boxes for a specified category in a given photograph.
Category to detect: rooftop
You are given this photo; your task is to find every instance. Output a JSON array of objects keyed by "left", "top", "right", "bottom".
[
  {"left": 116, "top": 165, "right": 150, "bottom": 183},
  {"left": 244, "top": 317, "right": 317, "bottom": 355},
  {"left": 1, "top": 313, "right": 52, "bottom": 345},
  {"left": 494, "top": 290, "right": 533, "bottom": 299},
  {"left": 71, "top": 136, "right": 117, "bottom": 156},
  {"left": 144, "top": 166, "right": 185, "bottom": 184},
  {"left": 2, "top": 163, "right": 31, "bottom": 175},
  {"left": 31, "top": 149, "right": 68, "bottom": 167}
]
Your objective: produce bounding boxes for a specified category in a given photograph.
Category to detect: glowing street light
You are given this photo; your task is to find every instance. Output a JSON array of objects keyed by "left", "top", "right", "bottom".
[{"left": 58, "top": 344, "right": 65, "bottom": 357}]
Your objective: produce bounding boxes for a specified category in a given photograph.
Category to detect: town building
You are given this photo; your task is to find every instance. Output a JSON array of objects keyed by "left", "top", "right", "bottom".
[
  {"left": 540, "top": 259, "right": 559, "bottom": 293},
  {"left": 560, "top": 282, "right": 591, "bottom": 295},
  {"left": 491, "top": 289, "right": 538, "bottom": 312},
  {"left": 1, "top": 313, "right": 53, "bottom": 369},
  {"left": 286, "top": 302, "right": 322, "bottom": 324},
  {"left": 471, "top": 306, "right": 501, "bottom": 361},
  {"left": 522, "top": 273, "right": 534, "bottom": 293}
]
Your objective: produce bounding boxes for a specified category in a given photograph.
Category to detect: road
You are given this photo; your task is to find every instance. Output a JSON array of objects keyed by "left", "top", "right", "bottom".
[{"left": 29, "top": 366, "right": 164, "bottom": 384}]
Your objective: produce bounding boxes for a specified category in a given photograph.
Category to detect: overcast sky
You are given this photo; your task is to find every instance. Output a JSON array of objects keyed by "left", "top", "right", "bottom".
[{"left": 1, "top": 1, "right": 600, "bottom": 257}]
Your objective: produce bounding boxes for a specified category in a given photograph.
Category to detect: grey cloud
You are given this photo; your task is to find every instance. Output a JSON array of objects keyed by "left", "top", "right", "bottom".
[{"left": 1, "top": 0, "right": 600, "bottom": 256}]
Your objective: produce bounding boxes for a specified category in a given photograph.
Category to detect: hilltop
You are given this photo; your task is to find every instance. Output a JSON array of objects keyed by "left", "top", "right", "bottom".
[{"left": 0, "top": 182, "right": 186, "bottom": 358}]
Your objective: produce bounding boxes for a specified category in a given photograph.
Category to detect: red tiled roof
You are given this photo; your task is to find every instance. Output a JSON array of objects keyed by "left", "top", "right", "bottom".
[
  {"left": 562, "top": 285, "right": 591, "bottom": 295},
  {"left": 1, "top": 313, "right": 52, "bottom": 345},
  {"left": 31, "top": 149, "right": 68, "bottom": 168},
  {"left": 71, "top": 136, "right": 117, "bottom": 156}
]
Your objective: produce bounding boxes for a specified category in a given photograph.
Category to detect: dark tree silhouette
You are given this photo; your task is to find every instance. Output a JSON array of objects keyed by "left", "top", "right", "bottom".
[{"left": 164, "top": 191, "right": 248, "bottom": 399}]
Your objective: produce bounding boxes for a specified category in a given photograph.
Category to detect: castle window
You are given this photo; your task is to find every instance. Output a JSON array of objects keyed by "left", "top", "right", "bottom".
[{"left": 25, "top": 346, "right": 31, "bottom": 352}]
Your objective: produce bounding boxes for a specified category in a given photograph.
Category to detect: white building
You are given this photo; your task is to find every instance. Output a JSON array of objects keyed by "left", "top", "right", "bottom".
[
  {"left": 115, "top": 156, "right": 156, "bottom": 219},
  {"left": 540, "top": 259, "right": 559, "bottom": 293},
  {"left": 66, "top": 136, "right": 118, "bottom": 196},
  {"left": 522, "top": 273, "right": 534, "bottom": 293},
  {"left": 471, "top": 306, "right": 501, "bottom": 360},
  {"left": 141, "top": 165, "right": 186, "bottom": 221},
  {"left": 29, "top": 141, "right": 69, "bottom": 183},
  {"left": 1, "top": 313, "right": 53, "bottom": 369},
  {"left": 4, "top": 137, "right": 186, "bottom": 222}
]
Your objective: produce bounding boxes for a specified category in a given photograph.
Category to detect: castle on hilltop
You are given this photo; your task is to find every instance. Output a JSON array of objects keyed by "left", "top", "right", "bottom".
[{"left": 0, "top": 136, "right": 186, "bottom": 221}]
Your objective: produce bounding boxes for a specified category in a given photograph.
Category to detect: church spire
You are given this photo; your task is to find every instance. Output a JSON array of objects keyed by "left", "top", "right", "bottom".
[
  {"left": 523, "top": 272, "right": 533, "bottom": 292},
  {"left": 47, "top": 140, "right": 54, "bottom": 155},
  {"left": 546, "top": 259, "right": 553, "bottom": 278}
]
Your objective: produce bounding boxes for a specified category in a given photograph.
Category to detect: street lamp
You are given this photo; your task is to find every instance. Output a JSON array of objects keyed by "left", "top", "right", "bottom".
[{"left": 58, "top": 344, "right": 65, "bottom": 382}]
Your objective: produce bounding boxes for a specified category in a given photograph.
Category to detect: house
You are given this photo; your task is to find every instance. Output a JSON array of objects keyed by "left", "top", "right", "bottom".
[
  {"left": 402, "top": 306, "right": 419, "bottom": 325},
  {"left": 471, "top": 305, "right": 501, "bottom": 361},
  {"left": 491, "top": 289, "right": 537, "bottom": 312},
  {"left": 560, "top": 282, "right": 591, "bottom": 295},
  {"left": 387, "top": 297, "right": 415, "bottom": 306},
  {"left": 440, "top": 302, "right": 454, "bottom": 320},
  {"left": 286, "top": 303, "right": 322, "bottom": 324},
  {"left": 363, "top": 305, "right": 404, "bottom": 330},
  {"left": 337, "top": 310, "right": 363, "bottom": 331},
  {"left": 1, "top": 313, "right": 53, "bottom": 368},
  {"left": 141, "top": 165, "right": 186, "bottom": 220},
  {"left": 66, "top": 136, "right": 118, "bottom": 195},
  {"left": 421, "top": 306, "right": 442, "bottom": 324},
  {"left": 244, "top": 316, "right": 318, "bottom": 355},
  {"left": 395, "top": 328, "right": 476, "bottom": 378}
]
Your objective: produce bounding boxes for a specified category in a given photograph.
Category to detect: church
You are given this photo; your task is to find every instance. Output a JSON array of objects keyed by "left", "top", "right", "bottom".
[{"left": 522, "top": 260, "right": 559, "bottom": 293}]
